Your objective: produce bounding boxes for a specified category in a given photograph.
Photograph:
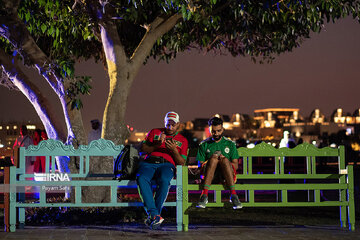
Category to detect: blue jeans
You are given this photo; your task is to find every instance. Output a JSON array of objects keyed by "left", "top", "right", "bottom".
[{"left": 136, "top": 161, "right": 175, "bottom": 217}]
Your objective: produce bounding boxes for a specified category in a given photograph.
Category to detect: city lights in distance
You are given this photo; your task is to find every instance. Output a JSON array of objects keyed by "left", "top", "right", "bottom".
[{"left": 223, "top": 122, "right": 231, "bottom": 129}]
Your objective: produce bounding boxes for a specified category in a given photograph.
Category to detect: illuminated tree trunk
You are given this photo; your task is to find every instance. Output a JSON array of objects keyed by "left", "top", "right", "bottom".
[
  {"left": 0, "top": 0, "right": 76, "bottom": 143},
  {"left": 100, "top": 14, "right": 182, "bottom": 145},
  {"left": 80, "top": 15, "right": 183, "bottom": 203},
  {"left": 0, "top": 49, "right": 77, "bottom": 178},
  {"left": 0, "top": 49, "right": 65, "bottom": 140}
]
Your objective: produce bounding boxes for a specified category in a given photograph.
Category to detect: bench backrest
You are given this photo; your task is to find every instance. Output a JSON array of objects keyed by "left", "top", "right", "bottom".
[
  {"left": 19, "top": 138, "right": 123, "bottom": 178},
  {"left": 237, "top": 142, "right": 345, "bottom": 176}
]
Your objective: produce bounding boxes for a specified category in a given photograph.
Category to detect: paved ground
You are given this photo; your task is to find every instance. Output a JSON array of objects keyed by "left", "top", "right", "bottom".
[{"left": 0, "top": 224, "right": 358, "bottom": 240}]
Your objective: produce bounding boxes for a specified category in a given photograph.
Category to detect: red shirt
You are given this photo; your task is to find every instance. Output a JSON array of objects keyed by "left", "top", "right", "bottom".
[{"left": 143, "top": 128, "right": 188, "bottom": 166}]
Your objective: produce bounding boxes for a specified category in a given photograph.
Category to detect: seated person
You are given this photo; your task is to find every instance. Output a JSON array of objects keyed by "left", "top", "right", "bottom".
[
  {"left": 196, "top": 117, "right": 242, "bottom": 209},
  {"left": 137, "top": 111, "right": 188, "bottom": 230}
]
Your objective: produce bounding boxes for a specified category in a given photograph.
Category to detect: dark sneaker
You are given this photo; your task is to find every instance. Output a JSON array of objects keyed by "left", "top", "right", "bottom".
[
  {"left": 144, "top": 215, "right": 154, "bottom": 227},
  {"left": 150, "top": 215, "right": 164, "bottom": 230},
  {"left": 196, "top": 194, "right": 208, "bottom": 208},
  {"left": 230, "top": 194, "right": 243, "bottom": 209}
]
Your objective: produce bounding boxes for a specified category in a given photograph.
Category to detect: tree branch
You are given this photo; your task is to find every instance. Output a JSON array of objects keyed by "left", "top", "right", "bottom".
[
  {"left": 1, "top": 0, "right": 21, "bottom": 15},
  {"left": 0, "top": 48, "right": 64, "bottom": 140},
  {"left": 130, "top": 1, "right": 232, "bottom": 70},
  {"left": 0, "top": 68, "right": 18, "bottom": 90},
  {"left": 99, "top": 20, "right": 128, "bottom": 68},
  {"left": 130, "top": 13, "right": 183, "bottom": 70},
  {"left": 0, "top": 9, "right": 76, "bottom": 142}
]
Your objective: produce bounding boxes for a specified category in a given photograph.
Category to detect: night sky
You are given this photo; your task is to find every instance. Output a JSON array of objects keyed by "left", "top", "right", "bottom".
[{"left": 1, "top": 17, "right": 360, "bottom": 132}]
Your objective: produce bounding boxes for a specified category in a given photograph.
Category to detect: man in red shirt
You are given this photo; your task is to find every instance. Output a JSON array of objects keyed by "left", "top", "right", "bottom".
[{"left": 137, "top": 111, "right": 188, "bottom": 230}]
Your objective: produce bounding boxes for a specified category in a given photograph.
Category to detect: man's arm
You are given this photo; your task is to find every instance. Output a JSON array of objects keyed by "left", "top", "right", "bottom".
[
  {"left": 229, "top": 141, "right": 240, "bottom": 171},
  {"left": 141, "top": 141, "right": 162, "bottom": 154},
  {"left": 140, "top": 130, "right": 166, "bottom": 153},
  {"left": 196, "top": 142, "right": 206, "bottom": 165},
  {"left": 231, "top": 158, "right": 239, "bottom": 171}
]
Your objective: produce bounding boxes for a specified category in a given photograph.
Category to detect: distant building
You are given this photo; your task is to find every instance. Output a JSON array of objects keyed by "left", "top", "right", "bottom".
[
  {"left": 310, "top": 109, "right": 326, "bottom": 124},
  {"left": 330, "top": 108, "right": 359, "bottom": 125},
  {"left": 254, "top": 108, "right": 301, "bottom": 128},
  {"left": 49, "top": 108, "right": 360, "bottom": 147}
]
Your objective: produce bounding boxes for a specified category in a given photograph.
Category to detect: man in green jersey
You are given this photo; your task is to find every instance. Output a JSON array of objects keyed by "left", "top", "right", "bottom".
[{"left": 196, "top": 117, "right": 242, "bottom": 209}]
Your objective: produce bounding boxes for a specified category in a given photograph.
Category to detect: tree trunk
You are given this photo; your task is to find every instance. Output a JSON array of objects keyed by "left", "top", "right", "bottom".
[
  {"left": 81, "top": 21, "right": 134, "bottom": 203},
  {"left": 102, "top": 70, "right": 132, "bottom": 145},
  {"left": 0, "top": 49, "right": 66, "bottom": 140},
  {"left": 62, "top": 77, "right": 88, "bottom": 202},
  {"left": 64, "top": 78, "right": 87, "bottom": 146},
  {"left": 80, "top": 14, "right": 183, "bottom": 202}
]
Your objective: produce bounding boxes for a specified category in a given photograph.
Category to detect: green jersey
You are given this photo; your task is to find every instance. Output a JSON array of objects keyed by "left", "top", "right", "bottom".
[{"left": 196, "top": 136, "right": 239, "bottom": 163}]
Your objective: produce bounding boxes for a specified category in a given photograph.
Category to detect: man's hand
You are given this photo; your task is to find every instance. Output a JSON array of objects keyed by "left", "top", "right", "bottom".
[
  {"left": 159, "top": 132, "right": 166, "bottom": 143},
  {"left": 212, "top": 151, "right": 225, "bottom": 160},
  {"left": 141, "top": 132, "right": 165, "bottom": 153},
  {"left": 165, "top": 138, "right": 178, "bottom": 153},
  {"left": 211, "top": 151, "right": 221, "bottom": 160},
  {"left": 165, "top": 138, "right": 185, "bottom": 165}
]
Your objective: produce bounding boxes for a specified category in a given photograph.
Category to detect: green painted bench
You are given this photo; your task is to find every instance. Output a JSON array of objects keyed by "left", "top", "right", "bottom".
[
  {"left": 181, "top": 142, "right": 355, "bottom": 231},
  {"left": 8, "top": 139, "right": 184, "bottom": 232}
]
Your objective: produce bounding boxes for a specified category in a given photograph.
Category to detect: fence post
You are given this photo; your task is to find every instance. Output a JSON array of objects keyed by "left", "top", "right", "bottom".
[
  {"left": 4, "top": 166, "right": 10, "bottom": 232},
  {"left": 18, "top": 147, "right": 26, "bottom": 229},
  {"left": 9, "top": 166, "right": 16, "bottom": 232},
  {"left": 306, "top": 156, "right": 314, "bottom": 202},
  {"left": 176, "top": 165, "right": 183, "bottom": 231},
  {"left": 182, "top": 166, "right": 189, "bottom": 232},
  {"left": 339, "top": 146, "right": 347, "bottom": 228},
  {"left": 347, "top": 165, "right": 355, "bottom": 231}
]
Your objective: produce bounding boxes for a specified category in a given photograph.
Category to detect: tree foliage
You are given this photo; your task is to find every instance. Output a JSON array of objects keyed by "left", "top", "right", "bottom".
[
  {"left": 5, "top": 1, "right": 359, "bottom": 64},
  {"left": 2, "top": 0, "right": 360, "bottom": 105}
]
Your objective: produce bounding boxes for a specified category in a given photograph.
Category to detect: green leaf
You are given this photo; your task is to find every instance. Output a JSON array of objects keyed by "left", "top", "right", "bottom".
[
  {"left": 25, "top": 12, "right": 30, "bottom": 22},
  {"left": 83, "top": 32, "right": 90, "bottom": 40},
  {"left": 181, "top": 5, "right": 187, "bottom": 19},
  {"left": 48, "top": 26, "right": 54, "bottom": 36},
  {"left": 53, "top": 39, "right": 58, "bottom": 48},
  {"left": 41, "top": 24, "right": 47, "bottom": 33}
]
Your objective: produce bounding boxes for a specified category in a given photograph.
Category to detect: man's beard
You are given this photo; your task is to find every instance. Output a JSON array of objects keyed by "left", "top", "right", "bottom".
[{"left": 212, "top": 135, "right": 221, "bottom": 141}]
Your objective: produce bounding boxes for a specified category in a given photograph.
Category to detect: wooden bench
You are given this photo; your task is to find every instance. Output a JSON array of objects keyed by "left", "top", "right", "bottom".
[
  {"left": 180, "top": 142, "right": 356, "bottom": 231},
  {"left": 7, "top": 139, "right": 184, "bottom": 232}
]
